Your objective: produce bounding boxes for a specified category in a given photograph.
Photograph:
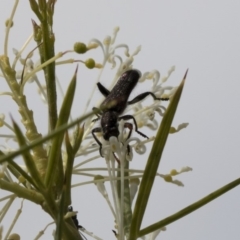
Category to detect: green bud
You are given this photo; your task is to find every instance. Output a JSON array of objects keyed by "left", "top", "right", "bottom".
[
  {"left": 74, "top": 42, "right": 87, "bottom": 54},
  {"left": 94, "top": 175, "right": 104, "bottom": 182},
  {"left": 18, "top": 175, "right": 26, "bottom": 183},
  {"left": 163, "top": 175, "right": 172, "bottom": 182},
  {"left": 31, "top": 19, "right": 42, "bottom": 42},
  {"left": 8, "top": 233, "right": 20, "bottom": 240},
  {"left": 130, "top": 178, "right": 140, "bottom": 185},
  {"left": 5, "top": 19, "right": 13, "bottom": 27},
  {"left": 85, "top": 58, "right": 95, "bottom": 69}
]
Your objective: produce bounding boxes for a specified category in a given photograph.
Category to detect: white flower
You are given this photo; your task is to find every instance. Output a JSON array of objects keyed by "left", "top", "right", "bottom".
[
  {"left": 129, "top": 178, "right": 140, "bottom": 203},
  {"left": 88, "top": 27, "right": 141, "bottom": 75},
  {"left": 141, "top": 227, "right": 167, "bottom": 240},
  {"left": 13, "top": 48, "right": 39, "bottom": 83}
]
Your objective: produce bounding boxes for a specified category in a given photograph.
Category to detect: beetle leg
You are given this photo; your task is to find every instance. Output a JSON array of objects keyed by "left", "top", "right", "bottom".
[
  {"left": 127, "top": 145, "right": 131, "bottom": 155},
  {"left": 92, "top": 118, "right": 100, "bottom": 122},
  {"left": 92, "top": 107, "right": 102, "bottom": 122},
  {"left": 123, "top": 122, "right": 133, "bottom": 140},
  {"left": 128, "top": 92, "right": 169, "bottom": 105},
  {"left": 119, "top": 115, "right": 149, "bottom": 139},
  {"left": 92, "top": 127, "right": 103, "bottom": 157},
  {"left": 112, "top": 152, "right": 120, "bottom": 164},
  {"left": 97, "top": 82, "right": 111, "bottom": 97}
]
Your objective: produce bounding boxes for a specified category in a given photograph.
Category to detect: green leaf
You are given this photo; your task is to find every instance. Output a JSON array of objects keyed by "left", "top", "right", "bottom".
[
  {"left": 129, "top": 70, "right": 188, "bottom": 240},
  {"left": 55, "top": 183, "right": 66, "bottom": 240},
  {"left": 139, "top": 177, "right": 240, "bottom": 237},
  {"left": 72, "top": 124, "right": 84, "bottom": 155},
  {"left": 0, "top": 111, "right": 93, "bottom": 165},
  {"left": 7, "top": 159, "right": 36, "bottom": 189},
  {"left": 29, "top": 0, "right": 42, "bottom": 21},
  {"left": 65, "top": 125, "right": 84, "bottom": 206},
  {"left": 11, "top": 118, "right": 45, "bottom": 191},
  {"left": 45, "top": 66, "right": 77, "bottom": 188}
]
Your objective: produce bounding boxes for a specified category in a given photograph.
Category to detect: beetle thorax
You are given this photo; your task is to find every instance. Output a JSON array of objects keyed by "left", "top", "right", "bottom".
[{"left": 101, "top": 111, "right": 119, "bottom": 140}]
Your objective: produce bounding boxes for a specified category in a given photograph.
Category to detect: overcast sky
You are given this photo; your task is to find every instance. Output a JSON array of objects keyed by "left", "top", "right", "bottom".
[{"left": 0, "top": 1, "right": 240, "bottom": 240}]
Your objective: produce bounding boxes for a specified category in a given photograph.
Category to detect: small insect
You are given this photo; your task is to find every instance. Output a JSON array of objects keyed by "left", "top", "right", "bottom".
[
  {"left": 92, "top": 69, "right": 168, "bottom": 157},
  {"left": 68, "top": 206, "right": 87, "bottom": 240}
]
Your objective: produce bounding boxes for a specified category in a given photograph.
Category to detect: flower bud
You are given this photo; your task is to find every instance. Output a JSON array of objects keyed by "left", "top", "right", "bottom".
[
  {"left": 103, "top": 36, "right": 111, "bottom": 46},
  {"left": 170, "top": 169, "right": 178, "bottom": 176},
  {"left": 0, "top": 114, "right": 5, "bottom": 127},
  {"left": 163, "top": 175, "right": 172, "bottom": 182},
  {"left": 18, "top": 175, "right": 26, "bottom": 183},
  {"left": 130, "top": 178, "right": 140, "bottom": 202},
  {"left": 85, "top": 58, "right": 95, "bottom": 69},
  {"left": 31, "top": 19, "right": 42, "bottom": 42},
  {"left": 94, "top": 175, "right": 107, "bottom": 197},
  {"left": 74, "top": 42, "right": 87, "bottom": 54},
  {"left": 8, "top": 233, "right": 20, "bottom": 240},
  {"left": 5, "top": 19, "right": 13, "bottom": 27}
]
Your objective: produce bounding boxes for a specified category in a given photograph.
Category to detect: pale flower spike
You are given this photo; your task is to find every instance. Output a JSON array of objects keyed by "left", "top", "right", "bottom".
[
  {"left": 0, "top": 3, "right": 191, "bottom": 237},
  {"left": 71, "top": 28, "right": 188, "bottom": 240}
]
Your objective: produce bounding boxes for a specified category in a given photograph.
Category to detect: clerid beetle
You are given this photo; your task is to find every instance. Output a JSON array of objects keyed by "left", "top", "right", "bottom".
[{"left": 92, "top": 69, "right": 168, "bottom": 157}]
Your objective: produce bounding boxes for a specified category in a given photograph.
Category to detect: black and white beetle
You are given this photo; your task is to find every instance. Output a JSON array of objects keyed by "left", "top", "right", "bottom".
[{"left": 92, "top": 69, "right": 168, "bottom": 157}]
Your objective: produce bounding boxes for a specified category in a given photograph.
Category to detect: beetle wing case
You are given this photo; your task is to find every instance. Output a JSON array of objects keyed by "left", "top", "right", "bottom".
[{"left": 100, "top": 70, "right": 141, "bottom": 114}]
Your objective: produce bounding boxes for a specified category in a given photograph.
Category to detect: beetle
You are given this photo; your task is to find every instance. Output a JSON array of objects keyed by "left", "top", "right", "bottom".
[{"left": 92, "top": 69, "right": 168, "bottom": 157}]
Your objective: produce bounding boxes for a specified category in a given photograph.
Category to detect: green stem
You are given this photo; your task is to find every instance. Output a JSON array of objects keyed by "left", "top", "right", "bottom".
[
  {"left": 138, "top": 177, "right": 240, "bottom": 237},
  {"left": 0, "top": 180, "right": 43, "bottom": 205},
  {"left": 30, "top": 0, "right": 57, "bottom": 130},
  {"left": 41, "top": 9, "right": 57, "bottom": 130},
  {"left": 117, "top": 161, "right": 132, "bottom": 239}
]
